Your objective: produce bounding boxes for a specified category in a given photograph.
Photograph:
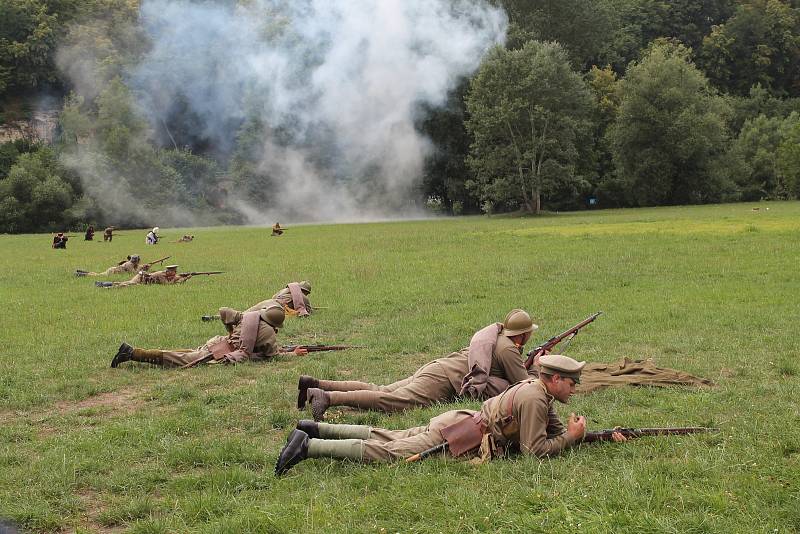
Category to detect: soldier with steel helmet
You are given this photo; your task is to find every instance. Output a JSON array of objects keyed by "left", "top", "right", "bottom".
[
  {"left": 301, "top": 309, "right": 538, "bottom": 420},
  {"left": 110, "top": 300, "right": 308, "bottom": 368}
]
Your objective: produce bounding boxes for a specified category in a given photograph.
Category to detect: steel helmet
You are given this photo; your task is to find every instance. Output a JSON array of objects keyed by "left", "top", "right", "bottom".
[
  {"left": 260, "top": 300, "right": 285, "bottom": 329},
  {"left": 502, "top": 309, "right": 538, "bottom": 337}
]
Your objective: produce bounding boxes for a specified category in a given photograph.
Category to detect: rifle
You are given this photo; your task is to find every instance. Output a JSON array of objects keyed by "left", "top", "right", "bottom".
[
  {"left": 201, "top": 306, "right": 329, "bottom": 321},
  {"left": 281, "top": 344, "right": 361, "bottom": 352},
  {"left": 524, "top": 312, "right": 602, "bottom": 369},
  {"left": 406, "top": 426, "right": 718, "bottom": 463},
  {"left": 181, "top": 271, "right": 224, "bottom": 276},
  {"left": 146, "top": 255, "right": 170, "bottom": 266},
  {"left": 581, "top": 426, "right": 718, "bottom": 443}
]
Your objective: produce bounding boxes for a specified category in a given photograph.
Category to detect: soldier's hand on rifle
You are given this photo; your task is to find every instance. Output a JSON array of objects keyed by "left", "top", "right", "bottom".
[
  {"left": 611, "top": 426, "right": 628, "bottom": 442},
  {"left": 142, "top": 264, "right": 151, "bottom": 270},
  {"left": 293, "top": 347, "right": 309, "bottom": 356},
  {"left": 567, "top": 413, "right": 587, "bottom": 441}
]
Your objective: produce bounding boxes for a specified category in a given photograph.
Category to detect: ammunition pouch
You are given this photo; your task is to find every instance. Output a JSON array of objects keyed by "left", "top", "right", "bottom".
[{"left": 440, "top": 412, "right": 486, "bottom": 457}]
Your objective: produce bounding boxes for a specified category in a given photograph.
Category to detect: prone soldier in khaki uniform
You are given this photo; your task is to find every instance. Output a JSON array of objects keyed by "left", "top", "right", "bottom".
[
  {"left": 254, "top": 281, "right": 313, "bottom": 316},
  {"left": 110, "top": 300, "right": 308, "bottom": 368},
  {"left": 276, "top": 355, "right": 626, "bottom": 475},
  {"left": 300, "top": 309, "right": 537, "bottom": 420},
  {"left": 76, "top": 254, "right": 149, "bottom": 277},
  {"left": 95, "top": 265, "right": 191, "bottom": 288}
]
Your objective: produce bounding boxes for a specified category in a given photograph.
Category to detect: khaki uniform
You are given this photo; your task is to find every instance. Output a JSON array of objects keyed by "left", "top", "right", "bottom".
[
  {"left": 320, "top": 334, "right": 530, "bottom": 412},
  {"left": 112, "top": 270, "right": 190, "bottom": 287},
  {"left": 103, "top": 228, "right": 114, "bottom": 241},
  {"left": 88, "top": 259, "right": 141, "bottom": 277},
  {"left": 308, "top": 379, "right": 573, "bottom": 462},
  {"left": 141, "top": 308, "right": 280, "bottom": 367}
]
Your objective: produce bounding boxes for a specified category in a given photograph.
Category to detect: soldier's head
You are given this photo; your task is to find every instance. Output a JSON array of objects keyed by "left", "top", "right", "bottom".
[
  {"left": 165, "top": 265, "right": 178, "bottom": 279},
  {"left": 299, "top": 280, "right": 312, "bottom": 294},
  {"left": 539, "top": 354, "right": 585, "bottom": 403},
  {"left": 130, "top": 254, "right": 140, "bottom": 263},
  {"left": 502, "top": 309, "right": 538, "bottom": 346},
  {"left": 153, "top": 227, "right": 159, "bottom": 233},
  {"left": 260, "top": 301, "right": 285, "bottom": 330}
]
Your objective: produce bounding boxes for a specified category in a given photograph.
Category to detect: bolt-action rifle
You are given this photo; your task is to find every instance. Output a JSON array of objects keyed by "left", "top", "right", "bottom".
[
  {"left": 145, "top": 255, "right": 170, "bottom": 267},
  {"left": 200, "top": 306, "right": 329, "bottom": 321},
  {"left": 182, "top": 343, "right": 360, "bottom": 369},
  {"left": 581, "top": 426, "right": 718, "bottom": 443},
  {"left": 524, "top": 312, "right": 602, "bottom": 369},
  {"left": 181, "top": 271, "right": 224, "bottom": 276},
  {"left": 406, "top": 425, "right": 718, "bottom": 463},
  {"left": 281, "top": 344, "right": 361, "bottom": 352}
]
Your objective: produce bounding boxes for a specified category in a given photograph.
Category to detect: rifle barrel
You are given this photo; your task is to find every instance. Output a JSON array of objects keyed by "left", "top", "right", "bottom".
[{"left": 582, "top": 426, "right": 718, "bottom": 443}]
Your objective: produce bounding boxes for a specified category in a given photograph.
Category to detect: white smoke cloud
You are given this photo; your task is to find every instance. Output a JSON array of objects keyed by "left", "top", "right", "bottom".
[{"left": 128, "top": 0, "right": 507, "bottom": 223}]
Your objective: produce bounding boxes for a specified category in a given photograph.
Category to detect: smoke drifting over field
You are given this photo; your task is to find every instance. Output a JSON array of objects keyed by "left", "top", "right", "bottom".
[{"left": 62, "top": 0, "right": 507, "bottom": 224}]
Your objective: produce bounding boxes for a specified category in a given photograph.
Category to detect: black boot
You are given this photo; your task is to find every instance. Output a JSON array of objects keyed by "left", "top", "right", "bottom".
[
  {"left": 297, "top": 375, "right": 320, "bottom": 409},
  {"left": 110, "top": 343, "right": 134, "bottom": 368},
  {"left": 95, "top": 281, "right": 113, "bottom": 288},
  {"left": 275, "top": 429, "right": 309, "bottom": 477},
  {"left": 296, "top": 419, "right": 320, "bottom": 439},
  {"left": 75, "top": 270, "right": 88, "bottom": 277}
]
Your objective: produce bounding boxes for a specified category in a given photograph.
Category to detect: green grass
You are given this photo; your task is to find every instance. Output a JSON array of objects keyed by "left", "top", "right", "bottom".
[{"left": 1, "top": 201, "right": 799, "bottom": 532}]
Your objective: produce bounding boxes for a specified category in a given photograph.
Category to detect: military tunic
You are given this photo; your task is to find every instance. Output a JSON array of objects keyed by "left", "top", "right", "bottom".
[
  {"left": 159, "top": 308, "right": 280, "bottom": 367},
  {"left": 88, "top": 259, "right": 141, "bottom": 276},
  {"left": 321, "top": 334, "right": 530, "bottom": 413},
  {"left": 311, "top": 379, "right": 574, "bottom": 462}
]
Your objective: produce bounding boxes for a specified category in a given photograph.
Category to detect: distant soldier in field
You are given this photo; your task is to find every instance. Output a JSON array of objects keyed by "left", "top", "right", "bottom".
[
  {"left": 145, "top": 227, "right": 160, "bottom": 244},
  {"left": 95, "top": 265, "right": 192, "bottom": 288},
  {"left": 84, "top": 225, "right": 95, "bottom": 241},
  {"left": 271, "top": 222, "right": 284, "bottom": 236},
  {"left": 110, "top": 300, "right": 308, "bottom": 368},
  {"left": 177, "top": 234, "right": 194, "bottom": 242},
  {"left": 52, "top": 233, "right": 69, "bottom": 249},
  {"left": 76, "top": 254, "right": 150, "bottom": 277},
  {"left": 300, "top": 309, "right": 537, "bottom": 420},
  {"left": 103, "top": 226, "right": 115, "bottom": 242},
  {"left": 276, "top": 355, "right": 627, "bottom": 476}
]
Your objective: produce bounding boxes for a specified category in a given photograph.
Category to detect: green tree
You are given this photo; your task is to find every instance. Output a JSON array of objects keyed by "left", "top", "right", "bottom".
[
  {"left": 465, "top": 41, "right": 593, "bottom": 214},
  {"left": 698, "top": 0, "right": 800, "bottom": 97},
  {"left": 776, "top": 113, "right": 800, "bottom": 197},
  {"left": 728, "top": 114, "right": 787, "bottom": 200},
  {"left": 607, "top": 41, "right": 732, "bottom": 206},
  {"left": 0, "top": 146, "right": 80, "bottom": 232}
]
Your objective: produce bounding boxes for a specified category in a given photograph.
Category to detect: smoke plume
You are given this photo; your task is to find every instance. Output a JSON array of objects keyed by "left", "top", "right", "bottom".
[{"left": 64, "top": 0, "right": 507, "bottom": 224}]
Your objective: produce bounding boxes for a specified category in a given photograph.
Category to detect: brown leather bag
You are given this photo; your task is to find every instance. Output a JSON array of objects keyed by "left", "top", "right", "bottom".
[{"left": 440, "top": 412, "right": 486, "bottom": 456}]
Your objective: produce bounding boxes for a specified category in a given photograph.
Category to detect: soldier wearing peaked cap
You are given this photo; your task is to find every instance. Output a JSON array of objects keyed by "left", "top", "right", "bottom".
[
  {"left": 301, "top": 309, "right": 537, "bottom": 421},
  {"left": 275, "top": 354, "right": 627, "bottom": 475},
  {"left": 110, "top": 300, "right": 308, "bottom": 368}
]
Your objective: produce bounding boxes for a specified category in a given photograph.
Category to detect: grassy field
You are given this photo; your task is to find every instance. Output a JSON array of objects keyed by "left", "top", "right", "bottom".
[{"left": 1, "top": 202, "right": 799, "bottom": 533}]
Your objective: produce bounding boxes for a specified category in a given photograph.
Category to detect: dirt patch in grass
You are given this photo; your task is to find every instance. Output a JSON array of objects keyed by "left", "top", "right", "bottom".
[
  {"left": 69, "top": 488, "right": 126, "bottom": 534},
  {"left": 53, "top": 388, "right": 146, "bottom": 416}
]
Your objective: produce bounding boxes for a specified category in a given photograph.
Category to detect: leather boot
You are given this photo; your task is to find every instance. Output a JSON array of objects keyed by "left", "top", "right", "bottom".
[
  {"left": 275, "top": 429, "right": 309, "bottom": 476},
  {"left": 296, "top": 419, "right": 320, "bottom": 439},
  {"left": 297, "top": 375, "right": 319, "bottom": 409},
  {"left": 95, "top": 281, "right": 113, "bottom": 288},
  {"left": 110, "top": 343, "right": 134, "bottom": 368},
  {"left": 306, "top": 388, "right": 330, "bottom": 421}
]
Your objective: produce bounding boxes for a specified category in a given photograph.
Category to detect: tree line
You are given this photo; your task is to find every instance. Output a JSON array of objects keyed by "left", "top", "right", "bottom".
[{"left": 2, "top": 0, "right": 800, "bottom": 232}]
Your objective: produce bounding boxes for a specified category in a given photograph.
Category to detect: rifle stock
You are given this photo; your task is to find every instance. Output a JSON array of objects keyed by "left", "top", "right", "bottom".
[{"left": 524, "top": 312, "right": 602, "bottom": 369}]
